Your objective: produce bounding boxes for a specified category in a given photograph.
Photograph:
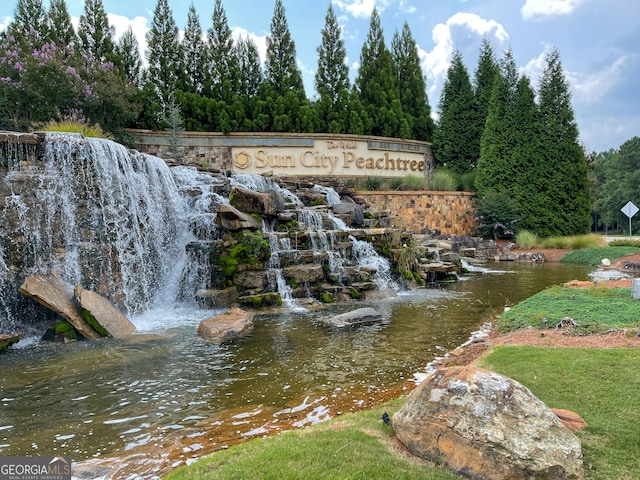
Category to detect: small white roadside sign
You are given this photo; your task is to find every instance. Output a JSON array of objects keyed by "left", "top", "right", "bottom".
[{"left": 621, "top": 201, "right": 639, "bottom": 237}]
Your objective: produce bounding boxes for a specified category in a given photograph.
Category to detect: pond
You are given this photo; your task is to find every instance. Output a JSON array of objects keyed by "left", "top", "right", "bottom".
[{"left": 0, "top": 262, "right": 592, "bottom": 468}]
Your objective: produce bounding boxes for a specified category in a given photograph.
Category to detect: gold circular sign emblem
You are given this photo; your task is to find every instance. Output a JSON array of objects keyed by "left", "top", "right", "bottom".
[{"left": 234, "top": 151, "right": 251, "bottom": 169}]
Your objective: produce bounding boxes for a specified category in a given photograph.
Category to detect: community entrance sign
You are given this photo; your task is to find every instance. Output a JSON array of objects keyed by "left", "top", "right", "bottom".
[{"left": 231, "top": 138, "right": 428, "bottom": 178}]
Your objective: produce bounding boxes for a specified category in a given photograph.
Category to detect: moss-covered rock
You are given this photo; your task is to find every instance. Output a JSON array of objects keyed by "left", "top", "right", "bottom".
[{"left": 42, "top": 320, "right": 78, "bottom": 342}]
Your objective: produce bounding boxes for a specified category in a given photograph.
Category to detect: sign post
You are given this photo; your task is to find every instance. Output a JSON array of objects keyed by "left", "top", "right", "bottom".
[{"left": 621, "top": 201, "right": 639, "bottom": 238}]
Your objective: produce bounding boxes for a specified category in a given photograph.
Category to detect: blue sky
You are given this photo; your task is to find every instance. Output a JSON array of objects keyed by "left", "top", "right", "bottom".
[{"left": 1, "top": 0, "right": 639, "bottom": 153}]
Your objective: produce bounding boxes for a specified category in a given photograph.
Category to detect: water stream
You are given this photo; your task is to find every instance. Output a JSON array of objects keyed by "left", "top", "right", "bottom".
[{"left": 0, "top": 262, "right": 592, "bottom": 462}]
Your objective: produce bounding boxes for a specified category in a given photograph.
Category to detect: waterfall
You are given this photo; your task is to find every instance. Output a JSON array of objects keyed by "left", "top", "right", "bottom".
[
  {"left": 350, "top": 235, "right": 396, "bottom": 293},
  {"left": 0, "top": 135, "right": 402, "bottom": 334},
  {"left": 0, "top": 134, "right": 217, "bottom": 332}
]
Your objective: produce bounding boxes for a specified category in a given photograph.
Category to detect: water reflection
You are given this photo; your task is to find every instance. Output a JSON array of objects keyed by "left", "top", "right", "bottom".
[{"left": 0, "top": 262, "right": 592, "bottom": 460}]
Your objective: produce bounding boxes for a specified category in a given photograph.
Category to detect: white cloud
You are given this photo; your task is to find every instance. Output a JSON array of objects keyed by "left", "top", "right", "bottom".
[
  {"left": 0, "top": 16, "right": 11, "bottom": 33},
  {"left": 521, "top": 44, "right": 632, "bottom": 105},
  {"left": 418, "top": 12, "right": 509, "bottom": 104},
  {"left": 107, "top": 14, "right": 150, "bottom": 63},
  {"left": 521, "top": 0, "right": 586, "bottom": 21},
  {"left": 568, "top": 55, "right": 633, "bottom": 105},
  {"left": 231, "top": 27, "right": 268, "bottom": 64},
  {"left": 332, "top": 0, "right": 377, "bottom": 19},
  {"left": 331, "top": 0, "right": 401, "bottom": 19},
  {"left": 520, "top": 45, "right": 550, "bottom": 83}
]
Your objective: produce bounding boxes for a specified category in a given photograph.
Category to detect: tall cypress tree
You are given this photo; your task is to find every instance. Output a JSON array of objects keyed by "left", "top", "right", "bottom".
[
  {"left": 354, "top": 7, "right": 400, "bottom": 137},
  {"left": 315, "top": 4, "right": 350, "bottom": 133},
  {"left": 47, "top": 0, "right": 76, "bottom": 48},
  {"left": 117, "top": 26, "right": 142, "bottom": 87},
  {"left": 537, "top": 48, "right": 591, "bottom": 235},
  {"left": 264, "top": 0, "right": 305, "bottom": 98},
  {"left": 476, "top": 48, "right": 520, "bottom": 193},
  {"left": 471, "top": 38, "right": 499, "bottom": 167},
  {"left": 206, "top": 0, "right": 240, "bottom": 101},
  {"left": 183, "top": 3, "right": 205, "bottom": 94},
  {"left": 391, "top": 22, "right": 434, "bottom": 142},
  {"left": 77, "top": 0, "right": 116, "bottom": 63},
  {"left": 7, "top": 0, "right": 48, "bottom": 47},
  {"left": 236, "top": 36, "right": 262, "bottom": 98},
  {"left": 145, "top": 0, "right": 184, "bottom": 120},
  {"left": 433, "top": 50, "right": 476, "bottom": 173},
  {"left": 510, "top": 75, "right": 546, "bottom": 234}
]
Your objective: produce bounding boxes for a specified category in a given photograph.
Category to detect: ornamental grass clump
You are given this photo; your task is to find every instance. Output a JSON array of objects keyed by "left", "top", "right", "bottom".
[{"left": 515, "top": 230, "right": 538, "bottom": 249}]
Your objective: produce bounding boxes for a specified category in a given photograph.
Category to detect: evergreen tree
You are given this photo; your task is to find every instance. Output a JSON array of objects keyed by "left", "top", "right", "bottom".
[
  {"left": 77, "top": 0, "right": 116, "bottom": 63},
  {"left": 183, "top": 3, "right": 205, "bottom": 94},
  {"left": 116, "top": 26, "right": 142, "bottom": 87},
  {"left": 471, "top": 38, "right": 499, "bottom": 166},
  {"left": 476, "top": 49, "right": 520, "bottom": 194},
  {"left": 7, "top": 0, "right": 48, "bottom": 47},
  {"left": 264, "top": 0, "right": 306, "bottom": 98},
  {"left": 354, "top": 7, "right": 400, "bottom": 137},
  {"left": 206, "top": 0, "right": 240, "bottom": 100},
  {"left": 47, "top": 0, "right": 76, "bottom": 48},
  {"left": 594, "top": 137, "right": 640, "bottom": 233},
  {"left": 537, "top": 48, "right": 591, "bottom": 235},
  {"left": 164, "top": 93, "right": 185, "bottom": 160},
  {"left": 510, "top": 75, "right": 546, "bottom": 234},
  {"left": 145, "top": 0, "right": 185, "bottom": 120},
  {"left": 432, "top": 50, "right": 476, "bottom": 174},
  {"left": 236, "top": 35, "right": 262, "bottom": 97},
  {"left": 391, "top": 22, "right": 434, "bottom": 141},
  {"left": 315, "top": 4, "right": 350, "bottom": 133}
]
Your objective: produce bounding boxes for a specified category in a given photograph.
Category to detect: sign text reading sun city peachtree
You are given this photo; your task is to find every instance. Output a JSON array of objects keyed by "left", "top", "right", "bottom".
[{"left": 232, "top": 139, "right": 426, "bottom": 177}]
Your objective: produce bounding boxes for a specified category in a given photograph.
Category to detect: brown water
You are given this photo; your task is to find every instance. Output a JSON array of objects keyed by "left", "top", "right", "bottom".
[{"left": 0, "top": 262, "right": 592, "bottom": 465}]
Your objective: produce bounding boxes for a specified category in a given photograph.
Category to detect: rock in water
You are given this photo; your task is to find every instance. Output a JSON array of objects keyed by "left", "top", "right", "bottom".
[
  {"left": 319, "top": 307, "right": 383, "bottom": 328},
  {"left": 198, "top": 307, "right": 254, "bottom": 344},
  {"left": 19, "top": 275, "right": 101, "bottom": 340},
  {"left": 74, "top": 285, "right": 136, "bottom": 338},
  {"left": 393, "top": 366, "right": 584, "bottom": 480}
]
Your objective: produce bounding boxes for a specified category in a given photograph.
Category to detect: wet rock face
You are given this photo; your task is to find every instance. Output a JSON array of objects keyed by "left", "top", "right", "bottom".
[
  {"left": 393, "top": 366, "right": 584, "bottom": 480},
  {"left": 74, "top": 285, "right": 136, "bottom": 338},
  {"left": 18, "top": 275, "right": 101, "bottom": 340}
]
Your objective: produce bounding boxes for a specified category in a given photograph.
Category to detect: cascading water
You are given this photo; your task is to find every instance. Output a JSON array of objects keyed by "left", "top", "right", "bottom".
[
  {"left": 0, "top": 133, "right": 397, "bottom": 334},
  {"left": 0, "top": 134, "right": 221, "bottom": 333}
]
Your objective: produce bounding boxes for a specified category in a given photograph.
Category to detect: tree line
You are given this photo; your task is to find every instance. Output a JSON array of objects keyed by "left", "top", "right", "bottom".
[
  {"left": 1, "top": 0, "right": 617, "bottom": 237},
  {"left": 0, "top": 0, "right": 434, "bottom": 142}
]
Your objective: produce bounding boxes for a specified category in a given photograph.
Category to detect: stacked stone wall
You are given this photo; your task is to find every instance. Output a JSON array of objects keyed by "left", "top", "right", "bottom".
[{"left": 358, "top": 191, "right": 477, "bottom": 235}]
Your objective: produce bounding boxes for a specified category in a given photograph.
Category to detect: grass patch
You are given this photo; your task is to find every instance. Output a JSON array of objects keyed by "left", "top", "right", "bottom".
[
  {"left": 498, "top": 285, "right": 640, "bottom": 333},
  {"left": 539, "top": 234, "right": 605, "bottom": 250},
  {"left": 559, "top": 246, "right": 640, "bottom": 265},
  {"left": 515, "top": 230, "right": 538, "bottom": 249},
  {"left": 164, "top": 398, "right": 461, "bottom": 480},
  {"left": 41, "top": 118, "right": 112, "bottom": 139},
  {"left": 477, "top": 346, "right": 640, "bottom": 479}
]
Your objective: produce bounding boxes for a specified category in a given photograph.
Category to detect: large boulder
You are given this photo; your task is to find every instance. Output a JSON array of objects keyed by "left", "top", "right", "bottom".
[
  {"left": 195, "top": 287, "right": 240, "bottom": 308},
  {"left": 319, "top": 307, "right": 383, "bottom": 328},
  {"left": 229, "top": 185, "right": 284, "bottom": 216},
  {"left": 283, "top": 263, "right": 325, "bottom": 284},
  {"left": 197, "top": 307, "right": 254, "bottom": 344},
  {"left": 19, "top": 275, "right": 101, "bottom": 340},
  {"left": 332, "top": 202, "right": 364, "bottom": 227},
  {"left": 74, "top": 285, "right": 136, "bottom": 338},
  {"left": 393, "top": 366, "right": 584, "bottom": 480},
  {"left": 215, "top": 203, "right": 260, "bottom": 231},
  {"left": 234, "top": 270, "right": 269, "bottom": 290}
]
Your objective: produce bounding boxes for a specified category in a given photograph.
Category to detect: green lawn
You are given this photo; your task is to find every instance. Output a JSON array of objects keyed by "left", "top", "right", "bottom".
[
  {"left": 498, "top": 285, "right": 640, "bottom": 333},
  {"left": 477, "top": 346, "right": 640, "bottom": 480}
]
